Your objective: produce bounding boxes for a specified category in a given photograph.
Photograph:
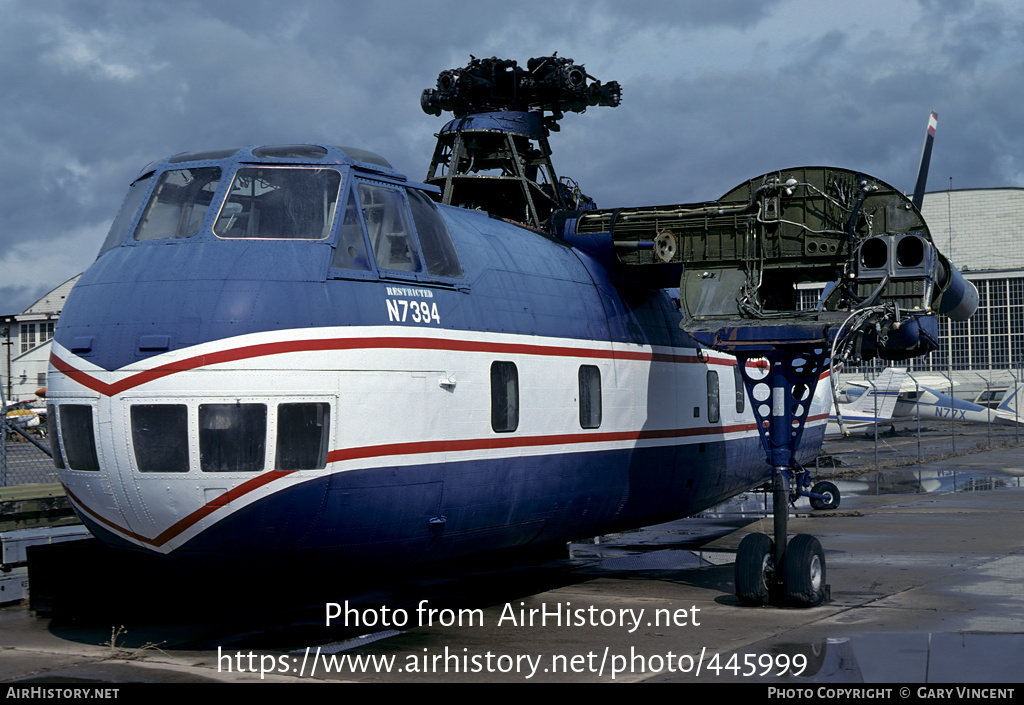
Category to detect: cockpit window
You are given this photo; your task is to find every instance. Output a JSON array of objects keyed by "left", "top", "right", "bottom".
[
  {"left": 358, "top": 182, "right": 422, "bottom": 272},
  {"left": 331, "top": 190, "right": 372, "bottom": 271},
  {"left": 214, "top": 167, "right": 341, "bottom": 240},
  {"left": 329, "top": 180, "right": 463, "bottom": 282},
  {"left": 408, "top": 189, "right": 463, "bottom": 278},
  {"left": 134, "top": 167, "right": 222, "bottom": 241},
  {"left": 100, "top": 173, "right": 154, "bottom": 254}
]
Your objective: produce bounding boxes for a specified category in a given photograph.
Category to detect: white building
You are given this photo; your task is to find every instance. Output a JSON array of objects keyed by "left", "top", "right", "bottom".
[
  {"left": 920, "top": 189, "right": 1024, "bottom": 378},
  {"left": 832, "top": 188, "right": 1024, "bottom": 396},
  {"left": 2, "top": 275, "right": 80, "bottom": 404}
]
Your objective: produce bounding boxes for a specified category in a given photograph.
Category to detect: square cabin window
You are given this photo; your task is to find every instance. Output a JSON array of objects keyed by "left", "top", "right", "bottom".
[
  {"left": 734, "top": 364, "right": 746, "bottom": 414},
  {"left": 707, "top": 371, "right": 721, "bottom": 424},
  {"left": 131, "top": 405, "right": 189, "bottom": 473},
  {"left": 490, "top": 361, "right": 519, "bottom": 433},
  {"left": 276, "top": 403, "right": 331, "bottom": 471},
  {"left": 59, "top": 405, "right": 100, "bottom": 471},
  {"left": 199, "top": 403, "right": 267, "bottom": 472},
  {"left": 579, "top": 365, "right": 602, "bottom": 429}
]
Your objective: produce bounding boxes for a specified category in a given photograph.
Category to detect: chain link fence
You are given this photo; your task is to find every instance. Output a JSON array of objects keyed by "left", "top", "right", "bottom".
[
  {"left": 2, "top": 384, "right": 56, "bottom": 488},
  {"left": 820, "top": 368, "right": 1024, "bottom": 473},
  {"left": 1, "top": 417, "right": 56, "bottom": 486}
]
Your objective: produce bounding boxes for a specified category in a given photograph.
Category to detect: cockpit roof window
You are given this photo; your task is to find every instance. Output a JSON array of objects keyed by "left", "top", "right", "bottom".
[
  {"left": 251, "top": 145, "right": 329, "bottom": 160},
  {"left": 168, "top": 147, "right": 242, "bottom": 163},
  {"left": 214, "top": 167, "right": 342, "bottom": 240},
  {"left": 335, "top": 146, "right": 392, "bottom": 168},
  {"left": 249, "top": 144, "right": 325, "bottom": 159},
  {"left": 134, "top": 167, "right": 222, "bottom": 242}
]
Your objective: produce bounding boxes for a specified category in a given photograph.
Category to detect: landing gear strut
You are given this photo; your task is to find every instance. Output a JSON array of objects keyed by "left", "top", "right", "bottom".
[{"left": 731, "top": 344, "right": 832, "bottom": 607}]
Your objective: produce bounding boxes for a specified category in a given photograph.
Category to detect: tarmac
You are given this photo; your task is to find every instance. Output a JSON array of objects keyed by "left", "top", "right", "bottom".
[{"left": 1, "top": 423, "right": 1023, "bottom": 685}]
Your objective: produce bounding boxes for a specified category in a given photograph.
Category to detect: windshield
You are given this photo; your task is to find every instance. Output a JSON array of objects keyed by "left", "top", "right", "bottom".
[
  {"left": 214, "top": 167, "right": 342, "bottom": 240},
  {"left": 134, "top": 167, "right": 222, "bottom": 241}
]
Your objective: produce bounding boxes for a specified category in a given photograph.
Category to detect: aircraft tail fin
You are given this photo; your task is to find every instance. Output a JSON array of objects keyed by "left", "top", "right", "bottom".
[
  {"left": 995, "top": 383, "right": 1024, "bottom": 421},
  {"left": 844, "top": 367, "right": 907, "bottom": 420}
]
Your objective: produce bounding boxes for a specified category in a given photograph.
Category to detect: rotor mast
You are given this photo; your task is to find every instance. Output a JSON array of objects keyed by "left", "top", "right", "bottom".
[{"left": 421, "top": 55, "right": 620, "bottom": 228}]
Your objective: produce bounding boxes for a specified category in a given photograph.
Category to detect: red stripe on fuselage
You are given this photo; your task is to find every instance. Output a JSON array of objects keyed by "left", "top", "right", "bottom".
[
  {"left": 325, "top": 423, "right": 764, "bottom": 463},
  {"left": 49, "top": 335, "right": 734, "bottom": 397},
  {"left": 63, "top": 470, "right": 298, "bottom": 548},
  {"left": 51, "top": 333, "right": 831, "bottom": 550},
  {"left": 59, "top": 413, "right": 826, "bottom": 551}
]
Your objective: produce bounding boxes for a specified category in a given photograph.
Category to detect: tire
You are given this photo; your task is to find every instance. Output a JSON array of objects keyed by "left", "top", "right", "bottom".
[
  {"left": 735, "top": 533, "right": 774, "bottom": 606},
  {"left": 782, "top": 534, "right": 826, "bottom": 607},
  {"left": 810, "top": 480, "right": 840, "bottom": 510}
]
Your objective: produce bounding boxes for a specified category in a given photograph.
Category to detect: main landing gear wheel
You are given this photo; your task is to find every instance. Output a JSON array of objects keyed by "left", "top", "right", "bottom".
[
  {"left": 781, "top": 534, "right": 827, "bottom": 607},
  {"left": 735, "top": 533, "right": 774, "bottom": 606},
  {"left": 810, "top": 480, "right": 840, "bottom": 510}
]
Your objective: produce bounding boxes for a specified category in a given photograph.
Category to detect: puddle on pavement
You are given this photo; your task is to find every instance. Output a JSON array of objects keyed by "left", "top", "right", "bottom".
[
  {"left": 573, "top": 466, "right": 1023, "bottom": 569},
  {"left": 718, "top": 633, "right": 1024, "bottom": 683}
]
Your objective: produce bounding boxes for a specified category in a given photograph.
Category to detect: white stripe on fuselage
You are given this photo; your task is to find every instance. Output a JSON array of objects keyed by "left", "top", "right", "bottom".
[{"left": 48, "top": 326, "right": 830, "bottom": 552}]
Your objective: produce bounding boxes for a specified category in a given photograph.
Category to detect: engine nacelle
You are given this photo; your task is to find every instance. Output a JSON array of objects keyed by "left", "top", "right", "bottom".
[{"left": 853, "top": 234, "right": 978, "bottom": 322}]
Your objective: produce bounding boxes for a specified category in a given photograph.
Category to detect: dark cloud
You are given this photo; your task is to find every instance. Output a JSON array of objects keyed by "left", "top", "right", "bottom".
[{"left": 1, "top": 0, "right": 1023, "bottom": 312}]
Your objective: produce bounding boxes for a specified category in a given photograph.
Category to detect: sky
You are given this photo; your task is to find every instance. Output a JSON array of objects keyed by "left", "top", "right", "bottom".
[{"left": 3, "top": 0, "right": 1024, "bottom": 313}]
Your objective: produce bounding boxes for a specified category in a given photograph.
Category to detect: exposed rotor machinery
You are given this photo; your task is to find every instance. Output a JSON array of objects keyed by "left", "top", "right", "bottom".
[{"left": 422, "top": 58, "right": 976, "bottom": 607}]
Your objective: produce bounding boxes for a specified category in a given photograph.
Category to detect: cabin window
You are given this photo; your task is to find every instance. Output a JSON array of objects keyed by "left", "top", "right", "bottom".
[
  {"left": 734, "top": 365, "right": 745, "bottom": 414},
  {"left": 58, "top": 405, "right": 100, "bottom": 471},
  {"left": 579, "top": 365, "right": 602, "bottom": 429},
  {"left": 408, "top": 190, "right": 463, "bottom": 278},
  {"left": 101, "top": 174, "right": 154, "bottom": 253},
  {"left": 134, "top": 167, "right": 222, "bottom": 241},
  {"left": 331, "top": 190, "right": 373, "bottom": 271},
  {"left": 215, "top": 167, "right": 341, "bottom": 240},
  {"left": 707, "top": 371, "right": 720, "bottom": 424},
  {"left": 490, "top": 361, "right": 519, "bottom": 433},
  {"left": 276, "top": 403, "right": 331, "bottom": 471},
  {"left": 131, "top": 405, "right": 189, "bottom": 473},
  {"left": 358, "top": 182, "right": 422, "bottom": 272},
  {"left": 47, "top": 404, "right": 64, "bottom": 470},
  {"left": 199, "top": 403, "right": 267, "bottom": 472}
]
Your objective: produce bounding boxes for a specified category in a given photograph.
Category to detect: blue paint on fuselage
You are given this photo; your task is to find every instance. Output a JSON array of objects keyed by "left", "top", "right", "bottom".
[
  {"left": 53, "top": 145, "right": 819, "bottom": 564},
  {"left": 58, "top": 194, "right": 677, "bottom": 372}
]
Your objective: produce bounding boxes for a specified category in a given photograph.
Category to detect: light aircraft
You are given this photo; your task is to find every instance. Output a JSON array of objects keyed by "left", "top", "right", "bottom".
[
  {"left": 45, "top": 58, "right": 975, "bottom": 608},
  {"left": 893, "top": 383, "right": 1014, "bottom": 425},
  {"left": 839, "top": 373, "right": 1015, "bottom": 428}
]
